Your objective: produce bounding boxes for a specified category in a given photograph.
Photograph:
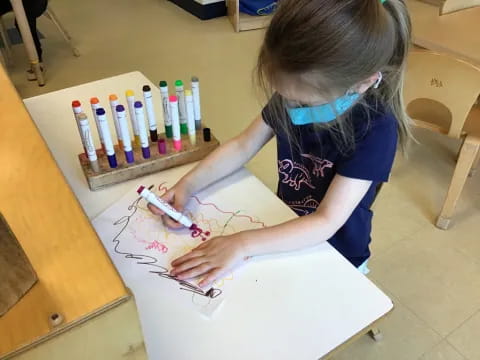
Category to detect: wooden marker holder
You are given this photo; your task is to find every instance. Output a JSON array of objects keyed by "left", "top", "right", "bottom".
[{"left": 79, "top": 130, "right": 219, "bottom": 191}]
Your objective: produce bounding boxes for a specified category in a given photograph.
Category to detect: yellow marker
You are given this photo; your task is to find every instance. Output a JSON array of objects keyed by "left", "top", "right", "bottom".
[
  {"left": 125, "top": 90, "right": 140, "bottom": 147},
  {"left": 185, "top": 89, "right": 196, "bottom": 146}
]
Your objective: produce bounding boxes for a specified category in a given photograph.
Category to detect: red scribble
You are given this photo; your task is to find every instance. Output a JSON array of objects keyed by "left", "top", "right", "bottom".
[
  {"left": 157, "top": 183, "right": 266, "bottom": 228},
  {"left": 139, "top": 239, "right": 168, "bottom": 253},
  {"left": 190, "top": 223, "right": 211, "bottom": 241}
]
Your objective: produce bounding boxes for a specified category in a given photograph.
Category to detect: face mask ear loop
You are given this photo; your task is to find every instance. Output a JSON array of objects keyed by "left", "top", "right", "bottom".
[{"left": 373, "top": 72, "right": 383, "bottom": 89}]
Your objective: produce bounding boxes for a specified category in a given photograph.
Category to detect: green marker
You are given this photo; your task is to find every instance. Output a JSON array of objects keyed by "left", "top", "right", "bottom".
[
  {"left": 175, "top": 80, "right": 188, "bottom": 135},
  {"left": 159, "top": 81, "right": 173, "bottom": 138}
]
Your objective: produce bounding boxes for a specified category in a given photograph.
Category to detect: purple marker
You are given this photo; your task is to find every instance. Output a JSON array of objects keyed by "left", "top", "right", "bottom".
[
  {"left": 158, "top": 138, "right": 166, "bottom": 154},
  {"left": 96, "top": 108, "right": 118, "bottom": 168},
  {"left": 116, "top": 104, "right": 134, "bottom": 163},
  {"left": 134, "top": 101, "right": 151, "bottom": 159}
]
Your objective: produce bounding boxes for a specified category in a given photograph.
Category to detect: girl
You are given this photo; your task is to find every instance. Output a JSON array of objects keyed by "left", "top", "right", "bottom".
[{"left": 150, "top": 0, "right": 412, "bottom": 287}]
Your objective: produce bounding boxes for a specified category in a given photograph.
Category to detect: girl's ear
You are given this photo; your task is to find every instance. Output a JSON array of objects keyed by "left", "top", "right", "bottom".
[{"left": 353, "top": 72, "right": 382, "bottom": 94}]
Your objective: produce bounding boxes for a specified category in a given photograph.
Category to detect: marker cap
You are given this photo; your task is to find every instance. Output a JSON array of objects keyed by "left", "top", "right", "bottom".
[
  {"left": 165, "top": 125, "right": 173, "bottom": 139},
  {"left": 158, "top": 138, "right": 166, "bottom": 154},
  {"left": 107, "top": 154, "right": 118, "bottom": 168},
  {"left": 159, "top": 80, "right": 167, "bottom": 87},
  {"left": 126, "top": 90, "right": 134, "bottom": 97},
  {"left": 191, "top": 76, "right": 199, "bottom": 82},
  {"left": 142, "top": 147, "right": 151, "bottom": 159},
  {"left": 90, "top": 97, "right": 100, "bottom": 104},
  {"left": 125, "top": 150, "right": 134, "bottom": 163},
  {"left": 109, "top": 94, "right": 118, "bottom": 101},
  {"left": 134, "top": 101, "right": 143, "bottom": 108},
  {"left": 175, "top": 80, "right": 183, "bottom": 86},
  {"left": 185, "top": 89, "right": 192, "bottom": 96},
  {"left": 203, "top": 128, "right": 211, "bottom": 142},
  {"left": 173, "top": 139, "right": 181, "bottom": 151},
  {"left": 137, "top": 186, "right": 145, "bottom": 194},
  {"left": 72, "top": 100, "right": 81, "bottom": 107},
  {"left": 143, "top": 85, "right": 151, "bottom": 92},
  {"left": 169, "top": 95, "right": 177, "bottom": 102},
  {"left": 116, "top": 104, "right": 125, "bottom": 112},
  {"left": 96, "top": 108, "right": 106, "bottom": 116}
]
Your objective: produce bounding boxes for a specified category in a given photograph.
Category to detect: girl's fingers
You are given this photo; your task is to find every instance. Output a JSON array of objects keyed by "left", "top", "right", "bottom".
[
  {"left": 170, "top": 257, "right": 206, "bottom": 276},
  {"left": 162, "top": 215, "right": 184, "bottom": 229},
  {"left": 171, "top": 250, "right": 202, "bottom": 266},
  {"left": 175, "top": 263, "right": 213, "bottom": 280},
  {"left": 198, "top": 268, "right": 223, "bottom": 288},
  {"left": 147, "top": 203, "right": 164, "bottom": 216}
]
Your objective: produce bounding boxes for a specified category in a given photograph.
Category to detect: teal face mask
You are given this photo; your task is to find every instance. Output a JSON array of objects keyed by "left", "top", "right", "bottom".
[{"left": 287, "top": 91, "right": 360, "bottom": 125}]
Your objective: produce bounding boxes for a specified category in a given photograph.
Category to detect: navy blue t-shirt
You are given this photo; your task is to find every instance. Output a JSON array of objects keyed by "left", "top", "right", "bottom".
[{"left": 262, "top": 96, "right": 398, "bottom": 267}]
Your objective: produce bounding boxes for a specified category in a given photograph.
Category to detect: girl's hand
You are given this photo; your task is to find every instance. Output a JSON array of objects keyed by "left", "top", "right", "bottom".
[
  {"left": 170, "top": 233, "right": 248, "bottom": 288},
  {"left": 148, "top": 183, "right": 192, "bottom": 229}
]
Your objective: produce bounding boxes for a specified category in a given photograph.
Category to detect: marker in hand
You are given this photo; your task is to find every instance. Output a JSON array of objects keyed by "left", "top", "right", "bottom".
[{"left": 137, "top": 186, "right": 196, "bottom": 229}]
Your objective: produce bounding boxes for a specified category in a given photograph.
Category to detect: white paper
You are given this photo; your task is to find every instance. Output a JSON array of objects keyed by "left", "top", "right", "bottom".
[{"left": 92, "top": 180, "right": 266, "bottom": 317}]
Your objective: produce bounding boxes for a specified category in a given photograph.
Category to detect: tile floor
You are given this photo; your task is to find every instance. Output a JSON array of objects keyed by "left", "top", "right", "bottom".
[{"left": 3, "top": 0, "right": 479, "bottom": 359}]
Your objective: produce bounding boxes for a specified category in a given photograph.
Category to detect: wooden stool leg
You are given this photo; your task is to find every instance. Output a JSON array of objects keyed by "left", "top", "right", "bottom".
[
  {"left": 436, "top": 136, "right": 480, "bottom": 229},
  {"left": 469, "top": 150, "right": 480, "bottom": 177},
  {"left": 369, "top": 327, "right": 383, "bottom": 342},
  {"left": 0, "top": 17, "right": 12, "bottom": 65},
  {"left": 45, "top": 7, "right": 80, "bottom": 57}
]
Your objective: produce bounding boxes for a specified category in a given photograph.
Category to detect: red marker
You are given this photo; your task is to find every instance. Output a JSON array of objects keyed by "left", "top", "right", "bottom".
[{"left": 72, "top": 100, "right": 87, "bottom": 155}]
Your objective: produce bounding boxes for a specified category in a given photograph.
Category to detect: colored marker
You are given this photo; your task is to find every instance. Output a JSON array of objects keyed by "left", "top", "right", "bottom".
[
  {"left": 72, "top": 100, "right": 87, "bottom": 154},
  {"left": 191, "top": 76, "right": 202, "bottom": 130},
  {"left": 159, "top": 81, "right": 172, "bottom": 138},
  {"left": 169, "top": 95, "right": 182, "bottom": 151},
  {"left": 158, "top": 138, "right": 166, "bottom": 154},
  {"left": 109, "top": 94, "right": 123, "bottom": 149},
  {"left": 137, "top": 186, "right": 194, "bottom": 228},
  {"left": 96, "top": 108, "right": 118, "bottom": 169},
  {"left": 185, "top": 90, "right": 196, "bottom": 146},
  {"left": 134, "top": 101, "right": 151, "bottom": 159},
  {"left": 142, "top": 85, "right": 158, "bottom": 142},
  {"left": 116, "top": 104, "right": 134, "bottom": 163},
  {"left": 175, "top": 80, "right": 188, "bottom": 135},
  {"left": 203, "top": 127, "right": 211, "bottom": 142},
  {"left": 90, "top": 97, "right": 105, "bottom": 152},
  {"left": 78, "top": 113, "right": 100, "bottom": 173},
  {"left": 126, "top": 90, "right": 140, "bottom": 147}
]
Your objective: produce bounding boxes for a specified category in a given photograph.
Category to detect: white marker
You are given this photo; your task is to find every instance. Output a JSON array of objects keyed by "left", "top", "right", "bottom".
[
  {"left": 90, "top": 97, "right": 105, "bottom": 152},
  {"left": 159, "top": 81, "right": 172, "bottom": 138},
  {"left": 116, "top": 104, "right": 134, "bottom": 163},
  {"left": 109, "top": 94, "right": 123, "bottom": 148},
  {"left": 134, "top": 101, "right": 151, "bottom": 159},
  {"left": 185, "top": 89, "right": 196, "bottom": 146},
  {"left": 191, "top": 76, "right": 202, "bottom": 130},
  {"left": 72, "top": 100, "right": 86, "bottom": 154},
  {"left": 175, "top": 80, "right": 188, "bottom": 135},
  {"left": 126, "top": 90, "right": 140, "bottom": 147},
  {"left": 142, "top": 85, "right": 158, "bottom": 142},
  {"left": 96, "top": 108, "right": 118, "bottom": 168},
  {"left": 78, "top": 113, "right": 100, "bottom": 173},
  {"left": 137, "top": 186, "right": 194, "bottom": 228},
  {"left": 169, "top": 95, "right": 182, "bottom": 151}
]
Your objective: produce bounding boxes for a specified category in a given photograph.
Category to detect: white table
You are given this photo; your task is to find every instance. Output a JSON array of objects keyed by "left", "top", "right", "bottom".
[{"left": 24, "top": 71, "right": 393, "bottom": 360}]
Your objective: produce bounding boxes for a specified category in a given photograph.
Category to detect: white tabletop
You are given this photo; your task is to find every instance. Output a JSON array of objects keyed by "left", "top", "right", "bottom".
[{"left": 24, "top": 71, "right": 393, "bottom": 360}]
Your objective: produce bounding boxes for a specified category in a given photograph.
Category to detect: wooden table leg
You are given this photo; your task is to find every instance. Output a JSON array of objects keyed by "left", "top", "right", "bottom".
[
  {"left": 437, "top": 135, "right": 480, "bottom": 229},
  {"left": 9, "top": 0, "right": 45, "bottom": 86}
]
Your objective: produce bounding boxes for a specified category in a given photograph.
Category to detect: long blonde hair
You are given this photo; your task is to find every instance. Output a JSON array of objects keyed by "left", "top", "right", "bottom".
[{"left": 256, "top": 0, "right": 412, "bottom": 154}]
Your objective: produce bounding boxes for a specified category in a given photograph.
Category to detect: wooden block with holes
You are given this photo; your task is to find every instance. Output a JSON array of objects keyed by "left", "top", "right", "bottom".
[{"left": 79, "top": 131, "right": 219, "bottom": 191}]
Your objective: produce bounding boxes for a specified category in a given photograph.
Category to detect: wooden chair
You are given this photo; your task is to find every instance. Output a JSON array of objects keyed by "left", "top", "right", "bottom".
[{"left": 404, "top": 50, "right": 480, "bottom": 229}]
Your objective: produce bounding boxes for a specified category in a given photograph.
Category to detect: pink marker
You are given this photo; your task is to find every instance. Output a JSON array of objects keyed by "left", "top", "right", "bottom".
[
  {"left": 169, "top": 95, "right": 182, "bottom": 151},
  {"left": 72, "top": 100, "right": 87, "bottom": 155}
]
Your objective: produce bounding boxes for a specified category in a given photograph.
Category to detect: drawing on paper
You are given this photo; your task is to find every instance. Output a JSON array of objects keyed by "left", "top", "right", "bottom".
[{"left": 99, "top": 182, "right": 266, "bottom": 310}]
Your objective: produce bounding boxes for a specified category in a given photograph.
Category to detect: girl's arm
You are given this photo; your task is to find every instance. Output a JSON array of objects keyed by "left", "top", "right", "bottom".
[
  {"left": 178, "top": 115, "right": 274, "bottom": 195},
  {"left": 171, "top": 174, "right": 373, "bottom": 286},
  {"left": 241, "top": 175, "right": 372, "bottom": 256}
]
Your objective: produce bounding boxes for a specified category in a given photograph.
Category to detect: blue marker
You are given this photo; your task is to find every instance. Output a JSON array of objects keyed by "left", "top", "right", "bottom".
[
  {"left": 96, "top": 108, "right": 118, "bottom": 168},
  {"left": 116, "top": 104, "right": 134, "bottom": 163},
  {"left": 134, "top": 101, "right": 151, "bottom": 159}
]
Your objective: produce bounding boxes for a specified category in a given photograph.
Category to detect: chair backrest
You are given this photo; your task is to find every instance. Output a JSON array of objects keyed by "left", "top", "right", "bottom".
[
  {"left": 404, "top": 50, "right": 480, "bottom": 139},
  {"left": 440, "top": 0, "right": 480, "bottom": 14}
]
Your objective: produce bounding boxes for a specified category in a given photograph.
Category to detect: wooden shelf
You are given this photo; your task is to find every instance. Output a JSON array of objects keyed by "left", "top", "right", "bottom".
[{"left": 227, "top": 0, "right": 272, "bottom": 32}]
